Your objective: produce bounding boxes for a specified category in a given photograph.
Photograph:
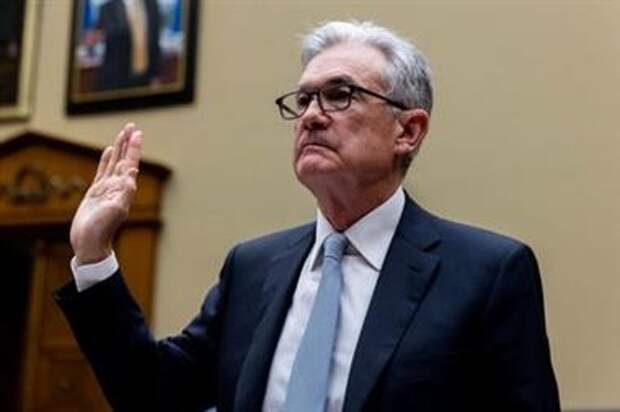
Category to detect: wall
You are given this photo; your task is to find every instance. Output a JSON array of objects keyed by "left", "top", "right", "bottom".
[{"left": 1, "top": 0, "right": 618, "bottom": 409}]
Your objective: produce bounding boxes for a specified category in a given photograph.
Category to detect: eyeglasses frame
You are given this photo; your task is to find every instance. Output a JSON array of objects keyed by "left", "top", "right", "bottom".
[{"left": 275, "top": 83, "right": 409, "bottom": 120}]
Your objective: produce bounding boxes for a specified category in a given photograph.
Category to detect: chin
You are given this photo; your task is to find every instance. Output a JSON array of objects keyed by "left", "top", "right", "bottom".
[
  {"left": 295, "top": 156, "right": 337, "bottom": 178},
  {"left": 295, "top": 162, "right": 336, "bottom": 188}
]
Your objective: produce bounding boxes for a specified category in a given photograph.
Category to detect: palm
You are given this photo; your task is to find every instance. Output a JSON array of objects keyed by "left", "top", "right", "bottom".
[
  {"left": 70, "top": 124, "right": 142, "bottom": 264},
  {"left": 72, "top": 176, "right": 132, "bottom": 243}
]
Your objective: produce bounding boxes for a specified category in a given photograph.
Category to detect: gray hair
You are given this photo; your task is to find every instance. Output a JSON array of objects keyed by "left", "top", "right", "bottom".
[{"left": 301, "top": 20, "right": 433, "bottom": 114}]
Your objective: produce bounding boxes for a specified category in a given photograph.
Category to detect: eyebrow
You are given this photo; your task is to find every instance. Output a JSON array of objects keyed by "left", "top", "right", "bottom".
[{"left": 297, "top": 75, "right": 357, "bottom": 92}]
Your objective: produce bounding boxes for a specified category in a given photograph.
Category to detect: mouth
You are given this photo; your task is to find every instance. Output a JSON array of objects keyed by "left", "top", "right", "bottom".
[
  {"left": 296, "top": 132, "right": 335, "bottom": 158},
  {"left": 303, "top": 142, "right": 331, "bottom": 150},
  {"left": 299, "top": 142, "right": 334, "bottom": 157},
  {"left": 300, "top": 134, "right": 333, "bottom": 150}
]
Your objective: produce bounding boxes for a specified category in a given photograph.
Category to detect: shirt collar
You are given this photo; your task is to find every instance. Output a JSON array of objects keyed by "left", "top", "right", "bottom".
[{"left": 309, "top": 187, "right": 405, "bottom": 271}]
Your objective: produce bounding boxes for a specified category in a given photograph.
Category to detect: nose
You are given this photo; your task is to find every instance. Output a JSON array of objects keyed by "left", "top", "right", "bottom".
[{"left": 298, "top": 95, "right": 329, "bottom": 130}]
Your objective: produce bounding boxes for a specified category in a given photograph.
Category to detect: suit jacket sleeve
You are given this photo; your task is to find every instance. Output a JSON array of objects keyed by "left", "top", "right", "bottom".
[
  {"left": 54, "top": 245, "right": 239, "bottom": 412},
  {"left": 480, "top": 244, "right": 560, "bottom": 411}
]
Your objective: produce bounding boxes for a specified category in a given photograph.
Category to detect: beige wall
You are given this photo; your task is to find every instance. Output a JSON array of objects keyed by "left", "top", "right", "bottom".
[{"left": 1, "top": 0, "right": 619, "bottom": 408}]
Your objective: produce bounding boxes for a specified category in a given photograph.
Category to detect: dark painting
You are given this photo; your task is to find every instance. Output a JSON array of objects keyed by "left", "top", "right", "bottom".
[
  {"left": 0, "top": 0, "right": 37, "bottom": 120},
  {"left": 67, "top": 0, "right": 198, "bottom": 114}
]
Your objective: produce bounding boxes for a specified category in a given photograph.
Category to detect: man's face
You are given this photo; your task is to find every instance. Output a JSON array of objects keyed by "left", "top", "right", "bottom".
[{"left": 293, "top": 42, "right": 404, "bottom": 195}]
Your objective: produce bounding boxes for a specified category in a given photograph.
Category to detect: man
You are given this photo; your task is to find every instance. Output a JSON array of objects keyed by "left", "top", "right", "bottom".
[{"left": 56, "top": 21, "right": 560, "bottom": 411}]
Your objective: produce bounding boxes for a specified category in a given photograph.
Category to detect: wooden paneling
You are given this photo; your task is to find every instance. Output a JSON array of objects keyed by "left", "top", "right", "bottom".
[
  {"left": 31, "top": 347, "right": 108, "bottom": 412},
  {"left": 0, "top": 131, "right": 169, "bottom": 412}
]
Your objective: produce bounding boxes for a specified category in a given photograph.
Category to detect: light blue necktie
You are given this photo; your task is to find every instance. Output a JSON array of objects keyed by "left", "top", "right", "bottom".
[{"left": 283, "top": 232, "right": 348, "bottom": 412}]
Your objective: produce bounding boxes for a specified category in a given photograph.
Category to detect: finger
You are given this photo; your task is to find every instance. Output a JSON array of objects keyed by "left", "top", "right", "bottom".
[
  {"left": 105, "top": 124, "right": 133, "bottom": 177},
  {"left": 114, "top": 130, "right": 143, "bottom": 176},
  {"left": 113, "top": 159, "right": 128, "bottom": 176},
  {"left": 125, "top": 130, "right": 143, "bottom": 170},
  {"left": 119, "top": 137, "right": 128, "bottom": 160},
  {"left": 94, "top": 146, "right": 113, "bottom": 183},
  {"left": 119, "top": 173, "right": 139, "bottom": 209},
  {"left": 104, "top": 129, "right": 124, "bottom": 176},
  {"left": 126, "top": 167, "right": 139, "bottom": 180},
  {"left": 119, "top": 138, "right": 128, "bottom": 162},
  {"left": 120, "top": 124, "right": 136, "bottom": 159}
]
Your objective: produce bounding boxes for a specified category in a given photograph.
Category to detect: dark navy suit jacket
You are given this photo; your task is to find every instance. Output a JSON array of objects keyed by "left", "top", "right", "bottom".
[{"left": 56, "top": 196, "right": 560, "bottom": 411}]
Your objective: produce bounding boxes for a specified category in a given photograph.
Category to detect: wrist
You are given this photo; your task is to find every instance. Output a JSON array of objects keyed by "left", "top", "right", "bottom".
[{"left": 74, "top": 246, "right": 112, "bottom": 266}]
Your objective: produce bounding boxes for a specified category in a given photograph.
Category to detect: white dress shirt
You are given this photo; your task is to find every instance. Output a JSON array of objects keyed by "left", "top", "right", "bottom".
[
  {"left": 71, "top": 251, "right": 118, "bottom": 292},
  {"left": 71, "top": 188, "right": 406, "bottom": 412}
]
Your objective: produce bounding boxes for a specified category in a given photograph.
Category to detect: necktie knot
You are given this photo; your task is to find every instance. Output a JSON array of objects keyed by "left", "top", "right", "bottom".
[{"left": 323, "top": 233, "right": 348, "bottom": 261}]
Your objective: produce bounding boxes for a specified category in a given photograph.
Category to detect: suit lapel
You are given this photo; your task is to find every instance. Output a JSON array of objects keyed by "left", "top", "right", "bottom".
[
  {"left": 343, "top": 198, "right": 441, "bottom": 412},
  {"left": 233, "top": 225, "right": 314, "bottom": 412}
]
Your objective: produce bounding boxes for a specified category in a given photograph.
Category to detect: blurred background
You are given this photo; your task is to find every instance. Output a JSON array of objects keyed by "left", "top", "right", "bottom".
[{"left": 0, "top": 0, "right": 618, "bottom": 410}]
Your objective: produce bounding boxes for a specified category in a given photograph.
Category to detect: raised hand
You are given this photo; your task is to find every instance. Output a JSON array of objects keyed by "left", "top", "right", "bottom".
[{"left": 70, "top": 123, "right": 143, "bottom": 265}]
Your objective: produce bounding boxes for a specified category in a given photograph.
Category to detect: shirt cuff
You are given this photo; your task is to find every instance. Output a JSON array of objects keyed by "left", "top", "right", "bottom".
[{"left": 71, "top": 251, "right": 119, "bottom": 292}]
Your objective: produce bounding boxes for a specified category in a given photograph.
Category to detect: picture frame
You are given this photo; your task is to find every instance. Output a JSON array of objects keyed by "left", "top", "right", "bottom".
[
  {"left": 0, "top": 0, "right": 40, "bottom": 121},
  {"left": 66, "top": 0, "right": 199, "bottom": 115}
]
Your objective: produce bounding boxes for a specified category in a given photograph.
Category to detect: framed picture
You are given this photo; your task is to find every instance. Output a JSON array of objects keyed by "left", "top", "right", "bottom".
[
  {"left": 66, "top": 0, "right": 199, "bottom": 115},
  {"left": 0, "top": 0, "right": 39, "bottom": 121}
]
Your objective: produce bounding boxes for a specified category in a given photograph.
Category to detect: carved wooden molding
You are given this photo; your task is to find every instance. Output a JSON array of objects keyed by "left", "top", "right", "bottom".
[{"left": 0, "top": 165, "right": 87, "bottom": 205}]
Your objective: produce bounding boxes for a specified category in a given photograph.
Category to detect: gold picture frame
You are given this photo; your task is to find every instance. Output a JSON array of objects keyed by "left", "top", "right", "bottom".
[{"left": 0, "top": 0, "right": 40, "bottom": 121}]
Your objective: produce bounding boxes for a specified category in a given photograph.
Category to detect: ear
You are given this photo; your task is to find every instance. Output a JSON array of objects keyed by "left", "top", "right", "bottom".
[{"left": 394, "top": 109, "right": 430, "bottom": 157}]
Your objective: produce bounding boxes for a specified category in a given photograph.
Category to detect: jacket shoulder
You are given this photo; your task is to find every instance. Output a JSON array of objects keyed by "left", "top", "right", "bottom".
[
  {"left": 415, "top": 205, "right": 532, "bottom": 265},
  {"left": 437, "top": 215, "right": 525, "bottom": 249},
  {"left": 231, "top": 222, "right": 314, "bottom": 261}
]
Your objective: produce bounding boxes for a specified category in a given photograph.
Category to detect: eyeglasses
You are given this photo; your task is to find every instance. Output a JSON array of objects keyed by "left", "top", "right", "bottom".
[{"left": 275, "top": 83, "right": 408, "bottom": 120}]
